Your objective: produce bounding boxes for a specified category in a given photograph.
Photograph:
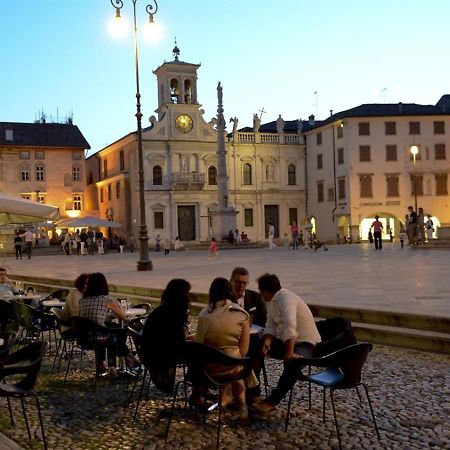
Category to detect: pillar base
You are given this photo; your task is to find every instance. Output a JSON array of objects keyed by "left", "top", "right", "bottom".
[{"left": 137, "top": 260, "right": 153, "bottom": 271}]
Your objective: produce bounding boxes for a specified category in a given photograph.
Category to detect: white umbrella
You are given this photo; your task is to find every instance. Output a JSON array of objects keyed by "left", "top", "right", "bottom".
[
  {"left": 0, "top": 191, "right": 60, "bottom": 225},
  {"left": 56, "top": 216, "right": 122, "bottom": 228}
]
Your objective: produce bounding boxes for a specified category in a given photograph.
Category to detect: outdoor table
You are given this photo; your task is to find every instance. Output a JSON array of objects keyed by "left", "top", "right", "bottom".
[
  {"left": 42, "top": 299, "right": 65, "bottom": 308},
  {"left": 125, "top": 308, "right": 147, "bottom": 318}
]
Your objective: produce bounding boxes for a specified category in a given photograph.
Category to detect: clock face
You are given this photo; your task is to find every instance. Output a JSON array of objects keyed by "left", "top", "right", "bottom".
[{"left": 175, "top": 114, "right": 193, "bottom": 133}]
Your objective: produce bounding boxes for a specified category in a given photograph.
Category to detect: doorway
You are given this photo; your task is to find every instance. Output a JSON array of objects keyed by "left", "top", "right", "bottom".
[
  {"left": 177, "top": 205, "right": 196, "bottom": 241},
  {"left": 264, "top": 205, "right": 279, "bottom": 238}
]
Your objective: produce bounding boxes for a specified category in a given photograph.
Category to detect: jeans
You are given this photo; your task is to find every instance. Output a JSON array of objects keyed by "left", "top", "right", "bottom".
[{"left": 373, "top": 231, "right": 382, "bottom": 250}]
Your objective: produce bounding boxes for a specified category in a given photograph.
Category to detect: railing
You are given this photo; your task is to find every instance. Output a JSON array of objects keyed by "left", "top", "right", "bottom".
[
  {"left": 260, "top": 133, "right": 279, "bottom": 143},
  {"left": 285, "top": 134, "right": 300, "bottom": 144},
  {"left": 171, "top": 172, "right": 205, "bottom": 183},
  {"left": 236, "top": 132, "right": 255, "bottom": 143}
]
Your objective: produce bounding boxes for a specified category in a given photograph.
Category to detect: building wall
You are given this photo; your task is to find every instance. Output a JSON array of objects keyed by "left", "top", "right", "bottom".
[
  {"left": 0, "top": 146, "right": 86, "bottom": 218},
  {"left": 306, "top": 115, "right": 450, "bottom": 242}
]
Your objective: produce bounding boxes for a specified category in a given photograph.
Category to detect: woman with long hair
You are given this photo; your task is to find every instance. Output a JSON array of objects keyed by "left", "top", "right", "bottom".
[
  {"left": 196, "top": 277, "right": 252, "bottom": 424},
  {"left": 142, "top": 278, "right": 191, "bottom": 393},
  {"left": 79, "top": 272, "right": 138, "bottom": 379}
]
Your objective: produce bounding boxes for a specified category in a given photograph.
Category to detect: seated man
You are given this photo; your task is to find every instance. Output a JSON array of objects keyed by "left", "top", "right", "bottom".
[
  {"left": 0, "top": 267, "right": 18, "bottom": 296},
  {"left": 230, "top": 267, "right": 267, "bottom": 404},
  {"left": 253, "top": 273, "right": 321, "bottom": 413}
]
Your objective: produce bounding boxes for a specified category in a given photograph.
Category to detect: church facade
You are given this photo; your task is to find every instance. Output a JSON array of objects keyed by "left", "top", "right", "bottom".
[{"left": 86, "top": 50, "right": 306, "bottom": 244}]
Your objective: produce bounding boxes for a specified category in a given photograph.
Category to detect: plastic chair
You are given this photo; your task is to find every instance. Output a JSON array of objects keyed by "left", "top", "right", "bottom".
[
  {"left": 285, "top": 343, "right": 380, "bottom": 449},
  {"left": 66, "top": 316, "right": 116, "bottom": 391},
  {"left": 0, "top": 341, "right": 48, "bottom": 449},
  {"left": 0, "top": 332, "right": 17, "bottom": 362},
  {"left": 20, "top": 303, "right": 58, "bottom": 353},
  {"left": 41, "top": 289, "right": 70, "bottom": 302},
  {"left": 165, "top": 341, "right": 252, "bottom": 449},
  {"left": 50, "top": 307, "right": 77, "bottom": 374}
]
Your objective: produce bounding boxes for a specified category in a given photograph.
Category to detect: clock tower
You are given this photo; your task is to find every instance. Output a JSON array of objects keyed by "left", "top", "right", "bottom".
[{"left": 153, "top": 43, "right": 203, "bottom": 140}]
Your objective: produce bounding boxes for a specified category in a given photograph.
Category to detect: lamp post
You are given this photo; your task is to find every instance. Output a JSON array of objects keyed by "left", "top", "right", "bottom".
[
  {"left": 410, "top": 144, "right": 419, "bottom": 212},
  {"left": 109, "top": 0, "right": 158, "bottom": 271}
]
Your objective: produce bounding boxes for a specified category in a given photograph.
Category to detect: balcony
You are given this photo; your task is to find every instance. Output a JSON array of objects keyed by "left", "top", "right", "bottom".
[{"left": 170, "top": 172, "right": 205, "bottom": 190}]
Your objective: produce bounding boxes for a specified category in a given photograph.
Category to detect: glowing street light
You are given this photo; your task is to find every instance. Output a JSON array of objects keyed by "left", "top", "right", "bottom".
[{"left": 410, "top": 144, "right": 419, "bottom": 212}]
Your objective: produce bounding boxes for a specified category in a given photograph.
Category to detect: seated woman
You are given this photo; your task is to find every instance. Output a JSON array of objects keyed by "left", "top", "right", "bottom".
[
  {"left": 196, "top": 277, "right": 252, "bottom": 424},
  {"left": 79, "top": 272, "right": 138, "bottom": 379},
  {"left": 142, "top": 279, "right": 191, "bottom": 393},
  {"left": 60, "top": 273, "right": 89, "bottom": 331}
]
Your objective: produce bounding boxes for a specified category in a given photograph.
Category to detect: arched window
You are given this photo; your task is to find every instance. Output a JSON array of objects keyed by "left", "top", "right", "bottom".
[
  {"left": 184, "top": 79, "right": 192, "bottom": 104},
  {"left": 243, "top": 163, "right": 252, "bottom": 185},
  {"left": 170, "top": 78, "right": 179, "bottom": 103},
  {"left": 153, "top": 165, "right": 162, "bottom": 185},
  {"left": 288, "top": 164, "right": 296, "bottom": 185},
  {"left": 208, "top": 166, "right": 217, "bottom": 185}
]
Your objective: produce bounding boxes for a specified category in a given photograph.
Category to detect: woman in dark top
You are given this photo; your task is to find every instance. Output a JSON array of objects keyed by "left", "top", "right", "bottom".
[{"left": 142, "top": 278, "right": 191, "bottom": 393}]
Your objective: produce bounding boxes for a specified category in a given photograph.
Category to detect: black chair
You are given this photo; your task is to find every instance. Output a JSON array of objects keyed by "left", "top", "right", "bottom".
[
  {"left": 165, "top": 341, "right": 253, "bottom": 449},
  {"left": 0, "top": 341, "right": 48, "bottom": 450},
  {"left": 50, "top": 307, "right": 77, "bottom": 374},
  {"left": 41, "top": 289, "right": 70, "bottom": 302},
  {"left": 20, "top": 303, "right": 58, "bottom": 353},
  {"left": 285, "top": 343, "right": 380, "bottom": 449},
  {"left": 0, "top": 332, "right": 17, "bottom": 361},
  {"left": 66, "top": 316, "right": 117, "bottom": 391},
  {"left": 315, "top": 317, "right": 357, "bottom": 357},
  {"left": 0, "top": 300, "right": 17, "bottom": 334}
]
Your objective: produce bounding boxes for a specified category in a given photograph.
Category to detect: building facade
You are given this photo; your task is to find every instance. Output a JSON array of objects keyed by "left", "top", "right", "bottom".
[
  {"left": 303, "top": 97, "right": 450, "bottom": 242},
  {"left": 0, "top": 120, "right": 90, "bottom": 219},
  {"left": 86, "top": 52, "right": 307, "bottom": 244}
]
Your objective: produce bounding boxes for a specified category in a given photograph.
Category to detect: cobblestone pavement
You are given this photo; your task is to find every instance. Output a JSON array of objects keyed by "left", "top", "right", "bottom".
[
  {"left": 5, "top": 243, "right": 450, "bottom": 317},
  {"left": 0, "top": 344, "right": 448, "bottom": 449}
]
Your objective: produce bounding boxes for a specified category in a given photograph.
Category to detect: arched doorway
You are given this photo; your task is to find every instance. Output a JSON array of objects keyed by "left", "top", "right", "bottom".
[{"left": 360, "top": 212, "right": 402, "bottom": 241}]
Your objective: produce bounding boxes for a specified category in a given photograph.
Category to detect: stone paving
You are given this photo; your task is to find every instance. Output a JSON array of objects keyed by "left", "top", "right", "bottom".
[
  {"left": 0, "top": 342, "right": 448, "bottom": 449},
  {"left": 4, "top": 242, "right": 450, "bottom": 317}
]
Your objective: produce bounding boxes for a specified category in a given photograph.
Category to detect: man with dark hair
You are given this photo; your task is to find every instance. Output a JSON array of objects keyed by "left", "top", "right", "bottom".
[
  {"left": 230, "top": 267, "right": 267, "bottom": 404},
  {"left": 407, "top": 206, "right": 418, "bottom": 245},
  {"left": 253, "top": 273, "right": 321, "bottom": 413}
]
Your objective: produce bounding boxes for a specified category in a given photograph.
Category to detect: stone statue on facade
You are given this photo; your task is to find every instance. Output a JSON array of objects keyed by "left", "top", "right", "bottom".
[
  {"left": 297, "top": 118, "right": 304, "bottom": 134},
  {"left": 276, "top": 114, "right": 285, "bottom": 134},
  {"left": 266, "top": 163, "right": 274, "bottom": 182},
  {"left": 230, "top": 117, "right": 239, "bottom": 134},
  {"left": 253, "top": 113, "right": 261, "bottom": 132}
]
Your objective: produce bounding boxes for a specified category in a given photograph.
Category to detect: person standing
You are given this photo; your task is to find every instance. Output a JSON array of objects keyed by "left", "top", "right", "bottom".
[
  {"left": 425, "top": 215, "right": 434, "bottom": 241},
  {"left": 370, "top": 216, "right": 383, "bottom": 250},
  {"left": 155, "top": 234, "right": 161, "bottom": 252},
  {"left": 407, "top": 206, "right": 418, "bottom": 245},
  {"left": 14, "top": 231, "right": 23, "bottom": 259},
  {"left": 79, "top": 229, "right": 88, "bottom": 255},
  {"left": 253, "top": 274, "right": 321, "bottom": 413},
  {"left": 417, "top": 208, "right": 425, "bottom": 245},
  {"left": 268, "top": 223, "right": 276, "bottom": 249},
  {"left": 19, "top": 229, "right": 33, "bottom": 259},
  {"left": 163, "top": 238, "right": 170, "bottom": 256},
  {"left": 290, "top": 221, "right": 299, "bottom": 250},
  {"left": 230, "top": 267, "right": 267, "bottom": 405}
]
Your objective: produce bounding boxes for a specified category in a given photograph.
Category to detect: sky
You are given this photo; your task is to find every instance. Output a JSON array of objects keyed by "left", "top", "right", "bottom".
[{"left": 1, "top": 0, "right": 449, "bottom": 155}]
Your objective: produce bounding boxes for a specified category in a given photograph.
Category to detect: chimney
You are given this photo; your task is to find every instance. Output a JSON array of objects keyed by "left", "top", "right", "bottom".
[
  {"left": 308, "top": 114, "right": 315, "bottom": 125},
  {"left": 5, "top": 128, "right": 13, "bottom": 141},
  {"left": 398, "top": 102, "right": 403, "bottom": 114},
  {"left": 329, "top": 110, "right": 333, "bottom": 116}
]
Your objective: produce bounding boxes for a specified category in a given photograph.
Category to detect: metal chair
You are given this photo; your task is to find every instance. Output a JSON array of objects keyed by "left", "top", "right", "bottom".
[
  {"left": 0, "top": 341, "right": 48, "bottom": 450},
  {"left": 41, "top": 288, "right": 70, "bottom": 302},
  {"left": 165, "top": 341, "right": 252, "bottom": 449},
  {"left": 285, "top": 343, "right": 380, "bottom": 449}
]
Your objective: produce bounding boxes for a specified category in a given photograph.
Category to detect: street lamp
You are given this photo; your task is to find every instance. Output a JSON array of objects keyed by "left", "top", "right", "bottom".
[
  {"left": 109, "top": 0, "right": 159, "bottom": 271},
  {"left": 410, "top": 144, "right": 419, "bottom": 212}
]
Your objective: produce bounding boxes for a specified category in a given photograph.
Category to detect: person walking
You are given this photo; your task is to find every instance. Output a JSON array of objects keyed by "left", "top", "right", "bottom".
[
  {"left": 268, "top": 223, "right": 276, "bottom": 249},
  {"left": 208, "top": 237, "right": 219, "bottom": 260},
  {"left": 19, "top": 229, "right": 33, "bottom": 259},
  {"left": 14, "top": 231, "right": 23, "bottom": 259},
  {"left": 163, "top": 238, "right": 170, "bottom": 256},
  {"left": 370, "top": 216, "right": 383, "bottom": 250},
  {"left": 399, "top": 229, "right": 406, "bottom": 249}
]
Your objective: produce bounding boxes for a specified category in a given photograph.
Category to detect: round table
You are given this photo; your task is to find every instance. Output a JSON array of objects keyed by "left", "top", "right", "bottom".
[
  {"left": 41, "top": 299, "right": 65, "bottom": 308},
  {"left": 125, "top": 308, "right": 147, "bottom": 317}
]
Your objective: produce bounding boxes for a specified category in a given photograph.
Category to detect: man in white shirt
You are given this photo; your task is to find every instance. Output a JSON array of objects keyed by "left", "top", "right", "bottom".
[
  {"left": 253, "top": 273, "right": 321, "bottom": 413},
  {"left": 268, "top": 223, "right": 276, "bottom": 249},
  {"left": 20, "top": 230, "right": 34, "bottom": 259},
  {"left": 0, "top": 267, "right": 18, "bottom": 296}
]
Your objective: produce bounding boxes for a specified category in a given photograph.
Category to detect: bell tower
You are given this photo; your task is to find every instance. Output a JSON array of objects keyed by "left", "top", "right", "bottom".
[{"left": 153, "top": 41, "right": 201, "bottom": 120}]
